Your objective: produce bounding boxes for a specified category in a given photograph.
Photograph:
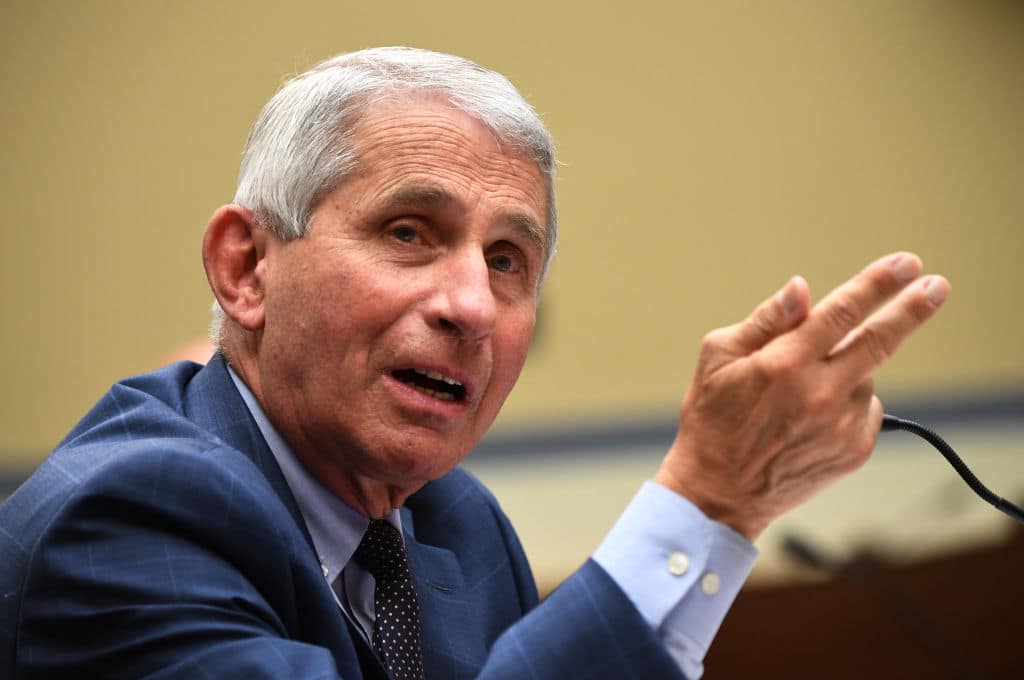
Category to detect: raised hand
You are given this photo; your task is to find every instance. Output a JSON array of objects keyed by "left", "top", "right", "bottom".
[{"left": 654, "top": 252, "right": 950, "bottom": 540}]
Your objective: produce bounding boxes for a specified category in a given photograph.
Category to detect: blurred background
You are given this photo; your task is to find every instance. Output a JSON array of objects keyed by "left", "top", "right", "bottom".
[{"left": 2, "top": 1, "right": 1022, "bottom": 677}]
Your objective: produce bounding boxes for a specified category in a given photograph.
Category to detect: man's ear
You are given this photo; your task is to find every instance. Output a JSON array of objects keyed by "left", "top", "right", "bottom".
[{"left": 202, "top": 205, "right": 274, "bottom": 332}]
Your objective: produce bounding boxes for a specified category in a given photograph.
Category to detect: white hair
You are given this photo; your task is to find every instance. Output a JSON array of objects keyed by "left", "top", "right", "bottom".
[{"left": 210, "top": 46, "right": 557, "bottom": 345}]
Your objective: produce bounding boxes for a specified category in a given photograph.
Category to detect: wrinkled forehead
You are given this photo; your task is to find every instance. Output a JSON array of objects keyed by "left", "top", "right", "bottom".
[
  {"left": 350, "top": 87, "right": 551, "bottom": 171},
  {"left": 352, "top": 93, "right": 552, "bottom": 219},
  {"left": 348, "top": 93, "right": 547, "bottom": 179}
]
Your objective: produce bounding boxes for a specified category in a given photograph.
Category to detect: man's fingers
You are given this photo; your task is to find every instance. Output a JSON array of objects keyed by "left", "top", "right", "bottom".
[
  {"left": 722, "top": 275, "right": 810, "bottom": 355},
  {"left": 797, "top": 252, "right": 924, "bottom": 357},
  {"left": 829, "top": 274, "right": 950, "bottom": 383}
]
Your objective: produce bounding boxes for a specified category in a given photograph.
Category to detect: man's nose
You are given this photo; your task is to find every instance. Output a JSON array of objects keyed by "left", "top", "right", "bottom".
[{"left": 429, "top": 251, "right": 497, "bottom": 342}]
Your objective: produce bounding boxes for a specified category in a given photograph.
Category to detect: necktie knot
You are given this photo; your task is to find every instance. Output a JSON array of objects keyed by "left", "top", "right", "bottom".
[{"left": 353, "top": 519, "right": 410, "bottom": 581}]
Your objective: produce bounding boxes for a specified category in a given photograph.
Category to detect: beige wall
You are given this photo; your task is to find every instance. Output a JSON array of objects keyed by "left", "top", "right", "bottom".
[{"left": 3, "top": 0, "right": 1022, "bottom": 467}]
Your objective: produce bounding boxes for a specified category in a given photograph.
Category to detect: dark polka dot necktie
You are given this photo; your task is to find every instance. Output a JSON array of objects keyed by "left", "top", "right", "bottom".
[{"left": 353, "top": 519, "right": 426, "bottom": 680}]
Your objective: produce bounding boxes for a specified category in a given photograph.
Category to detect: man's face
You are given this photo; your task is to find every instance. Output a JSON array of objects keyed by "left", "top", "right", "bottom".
[{"left": 254, "top": 98, "right": 548, "bottom": 499}]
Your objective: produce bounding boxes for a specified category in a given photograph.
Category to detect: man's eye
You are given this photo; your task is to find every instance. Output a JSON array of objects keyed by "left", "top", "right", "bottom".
[
  {"left": 488, "top": 254, "right": 518, "bottom": 273},
  {"left": 391, "top": 226, "right": 417, "bottom": 243}
]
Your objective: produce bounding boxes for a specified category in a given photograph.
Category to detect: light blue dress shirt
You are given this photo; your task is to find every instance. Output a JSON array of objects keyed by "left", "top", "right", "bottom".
[{"left": 228, "top": 369, "right": 756, "bottom": 679}]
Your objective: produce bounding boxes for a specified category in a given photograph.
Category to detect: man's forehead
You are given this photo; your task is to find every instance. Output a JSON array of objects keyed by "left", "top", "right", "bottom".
[
  {"left": 350, "top": 97, "right": 533, "bottom": 167},
  {"left": 355, "top": 95, "right": 525, "bottom": 151}
]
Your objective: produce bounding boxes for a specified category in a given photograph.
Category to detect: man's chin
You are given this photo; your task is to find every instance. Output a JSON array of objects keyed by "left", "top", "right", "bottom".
[
  {"left": 379, "top": 443, "right": 469, "bottom": 483},
  {"left": 401, "top": 429, "right": 481, "bottom": 474}
]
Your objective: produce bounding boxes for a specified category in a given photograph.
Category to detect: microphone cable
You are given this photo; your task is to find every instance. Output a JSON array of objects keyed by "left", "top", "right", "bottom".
[{"left": 881, "top": 414, "right": 1024, "bottom": 524}]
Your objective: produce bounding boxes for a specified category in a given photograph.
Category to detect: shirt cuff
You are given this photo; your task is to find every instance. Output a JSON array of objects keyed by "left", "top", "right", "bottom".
[{"left": 592, "top": 480, "right": 758, "bottom": 678}]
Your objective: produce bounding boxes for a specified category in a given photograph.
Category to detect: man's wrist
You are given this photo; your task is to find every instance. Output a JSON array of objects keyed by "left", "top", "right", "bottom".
[{"left": 653, "top": 461, "right": 766, "bottom": 541}]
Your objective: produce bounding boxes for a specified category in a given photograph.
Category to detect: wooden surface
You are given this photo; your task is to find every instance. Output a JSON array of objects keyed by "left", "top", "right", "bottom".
[{"left": 704, "top": 524, "right": 1024, "bottom": 679}]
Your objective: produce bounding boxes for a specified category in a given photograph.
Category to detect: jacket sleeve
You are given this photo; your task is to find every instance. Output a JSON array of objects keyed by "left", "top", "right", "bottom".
[
  {"left": 470, "top": 477, "right": 688, "bottom": 680},
  {"left": 477, "top": 559, "right": 688, "bottom": 680}
]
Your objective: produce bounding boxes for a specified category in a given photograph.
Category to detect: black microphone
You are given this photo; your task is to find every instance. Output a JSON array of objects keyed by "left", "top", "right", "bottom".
[{"left": 880, "top": 413, "right": 1024, "bottom": 524}]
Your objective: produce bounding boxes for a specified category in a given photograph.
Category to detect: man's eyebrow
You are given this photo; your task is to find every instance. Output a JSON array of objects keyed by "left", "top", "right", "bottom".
[
  {"left": 380, "top": 184, "right": 546, "bottom": 256},
  {"left": 502, "top": 211, "right": 546, "bottom": 257},
  {"left": 380, "top": 184, "right": 457, "bottom": 211}
]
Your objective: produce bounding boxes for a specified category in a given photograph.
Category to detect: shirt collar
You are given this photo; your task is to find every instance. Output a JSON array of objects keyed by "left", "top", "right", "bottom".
[{"left": 226, "top": 366, "right": 402, "bottom": 584}]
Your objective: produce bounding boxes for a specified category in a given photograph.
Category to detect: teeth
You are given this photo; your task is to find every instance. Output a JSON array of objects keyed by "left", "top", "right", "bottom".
[
  {"left": 410, "top": 384, "right": 455, "bottom": 401},
  {"left": 414, "top": 368, "right": 462, "bottom": 387}
]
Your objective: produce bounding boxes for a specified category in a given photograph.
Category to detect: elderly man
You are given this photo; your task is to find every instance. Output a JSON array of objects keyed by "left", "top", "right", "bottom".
[{"left": 0, "top": 48, "right": 948, "bottom": 679}]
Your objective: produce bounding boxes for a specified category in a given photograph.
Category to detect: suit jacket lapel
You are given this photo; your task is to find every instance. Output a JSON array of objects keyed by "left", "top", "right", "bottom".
[{"left": 402, "top": 505, "right": 482, "bottom": 678}]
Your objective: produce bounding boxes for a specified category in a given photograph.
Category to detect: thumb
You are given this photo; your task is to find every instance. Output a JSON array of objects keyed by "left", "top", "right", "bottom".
[{"left": 726, "top": 275, "right": 810, "bottom": 354}]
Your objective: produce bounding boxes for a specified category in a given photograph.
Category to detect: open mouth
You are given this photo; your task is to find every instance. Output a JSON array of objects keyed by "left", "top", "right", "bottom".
[{"left": 391, "top": 368, "right": 467, "bottom": 403}]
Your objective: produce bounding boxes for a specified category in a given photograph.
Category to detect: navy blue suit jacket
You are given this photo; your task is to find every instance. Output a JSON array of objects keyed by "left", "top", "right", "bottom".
[{"left": 0, "top": 355, "right": 683, "bottom": 678}]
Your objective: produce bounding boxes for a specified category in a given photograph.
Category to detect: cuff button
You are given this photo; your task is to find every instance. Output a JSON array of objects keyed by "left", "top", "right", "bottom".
[
  {"left": 701, "top": 571, "right": 720, "bottom": 595},
  {"left": 667, "top": 551, "right": 690, "bottom": 576}
]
